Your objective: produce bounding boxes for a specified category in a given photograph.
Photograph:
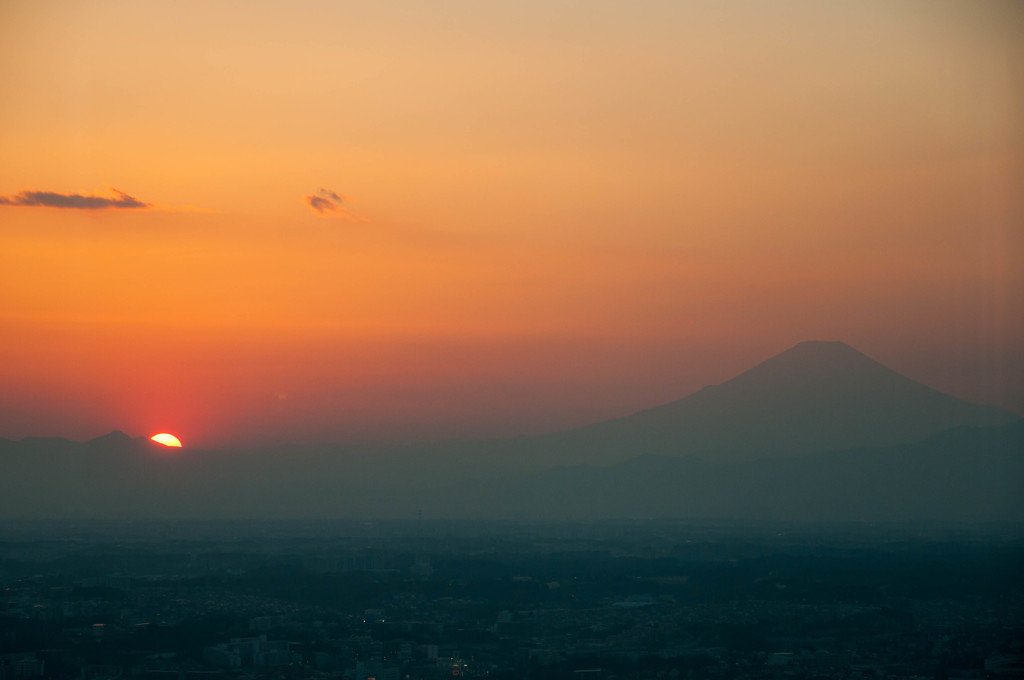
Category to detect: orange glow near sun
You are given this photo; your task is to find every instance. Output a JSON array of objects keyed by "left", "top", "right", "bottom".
[
  {"left": 0, "top": 2, "right": 1019, "bottom": 448},
  {"left": 150, "top": 433, "right": 182, "bottom": 447}
]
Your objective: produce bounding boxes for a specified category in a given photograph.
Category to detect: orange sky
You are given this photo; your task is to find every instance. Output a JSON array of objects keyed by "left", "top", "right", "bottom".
[{"left": 1, "top": 0, "right": 1021, "bottom": 448}]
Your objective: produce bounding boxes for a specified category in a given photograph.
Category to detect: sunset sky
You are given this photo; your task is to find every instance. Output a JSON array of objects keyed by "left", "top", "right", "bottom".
[{"left": 1, "top": 0, "right": 1021, "bottom": 449}]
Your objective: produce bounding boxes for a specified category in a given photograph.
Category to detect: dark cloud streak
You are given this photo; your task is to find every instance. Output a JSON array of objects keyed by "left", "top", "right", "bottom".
[
  {"left": 0, "top": 189, "right": 150, "bottom": 210},
  {"left": 305, "top": 187, "right": 343, "bottom": 215}
]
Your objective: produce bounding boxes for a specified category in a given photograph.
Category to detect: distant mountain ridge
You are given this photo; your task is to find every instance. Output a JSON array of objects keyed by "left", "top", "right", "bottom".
[
  {"left": 436, "top": 421, "right": 1024, "bottom": 521},
  {"left": 0, "top": 340, "right": 1019, "bottom": 521},
  {"left": 507, "top": 340, "right": 1018, "bottom": 466}
]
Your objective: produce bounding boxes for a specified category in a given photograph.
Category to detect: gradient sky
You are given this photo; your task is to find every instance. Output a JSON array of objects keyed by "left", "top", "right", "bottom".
[{"left": 1, "top": 0, "right": 1021, "bottom": 448}]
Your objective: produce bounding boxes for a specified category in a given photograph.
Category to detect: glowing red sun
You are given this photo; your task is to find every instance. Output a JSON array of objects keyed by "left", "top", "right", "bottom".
[{"left": 150, "top": 433, "right": 182, "bottom": 447}]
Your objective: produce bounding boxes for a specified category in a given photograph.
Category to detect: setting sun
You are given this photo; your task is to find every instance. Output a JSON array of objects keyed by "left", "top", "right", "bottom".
[{"left": 150, "top": 433, "right": 182, "bottom": 448}]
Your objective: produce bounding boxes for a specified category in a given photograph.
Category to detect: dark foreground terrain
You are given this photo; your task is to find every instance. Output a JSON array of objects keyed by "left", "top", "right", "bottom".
[{"left": 1, "top": 521, "right": 1022, "bottom": 680}]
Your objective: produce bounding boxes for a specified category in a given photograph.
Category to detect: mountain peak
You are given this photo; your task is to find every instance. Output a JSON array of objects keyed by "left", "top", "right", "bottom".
[
  {"left": 762, "top": 339, "right": 869, "bottom": 364},
  {"left": 720, "top": 340, "right": 889, "bottom": 390},
  {"left": 86, "top": 430, "right": 136, "bottom": 446},
  {"left": 788, "top": 339, "right": 858, "bottom": 353},
  {"left": 541, "top": 340, "right": 1020, "bottom": 465}
]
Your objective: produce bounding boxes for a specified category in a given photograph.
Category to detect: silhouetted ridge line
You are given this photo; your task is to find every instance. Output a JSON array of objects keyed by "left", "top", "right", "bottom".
[
  {"left": 516, "top": 340, "right": 1019, "bottom": 466},
  {"left": 0, "top": 340, "right": 1019, "bottom": 521},
  {"left": 722, "top": 340, "right": 889, "bottom": 386},
  {"left": 87, "top": 430, "right": 137, "bottom": 446},
  {"left": 443, "top": 419, "right": 1024, "bottom": 522}
]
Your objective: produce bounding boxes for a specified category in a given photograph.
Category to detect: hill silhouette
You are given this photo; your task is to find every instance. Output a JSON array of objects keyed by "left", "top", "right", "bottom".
[
  {"left": 503, "top": 340, "right": 1018, "bottom": 467},
  {"left": 437, "top": 421, "right": 1024, "bottom": 521},
  {"left": 0, "top": 340, "right": 1019, "bottom": 520}
]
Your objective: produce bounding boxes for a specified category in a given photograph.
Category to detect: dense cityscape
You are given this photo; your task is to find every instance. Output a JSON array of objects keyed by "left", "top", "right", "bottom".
[
  {"left": 3, "top": 1, "right": 1021, "bottom": 678},
  {"left": 2, "top": 521, "right": 1021, "bottom": 680}
]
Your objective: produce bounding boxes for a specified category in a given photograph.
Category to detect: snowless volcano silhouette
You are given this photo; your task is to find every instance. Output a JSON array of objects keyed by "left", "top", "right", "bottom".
[{"left": 517, "top": 340, "right": 1019, "bottom": 466}]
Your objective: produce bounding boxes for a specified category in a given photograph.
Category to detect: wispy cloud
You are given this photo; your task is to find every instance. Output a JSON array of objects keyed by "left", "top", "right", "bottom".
[
  {"left": 305, "top": 187, "right": 350, "bottom": 216},
  {"left": 0, "top": 188, "right": 150, "bottom": 210}
]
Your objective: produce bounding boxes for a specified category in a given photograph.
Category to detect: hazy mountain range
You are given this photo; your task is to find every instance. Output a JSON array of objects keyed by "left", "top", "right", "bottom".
[{"left": 1, "top": 341, "right": 1020, "bottom": 521}]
